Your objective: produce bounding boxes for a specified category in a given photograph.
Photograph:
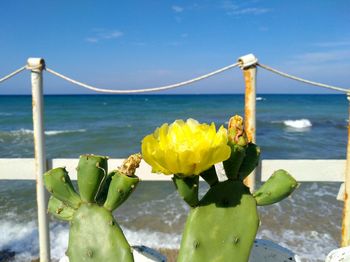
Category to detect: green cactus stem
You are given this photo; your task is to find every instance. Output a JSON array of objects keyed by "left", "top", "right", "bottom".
[
  {"left": 178, "top": 180, "right": 259, "bottom": 262},
  {"left": 253, "top": 169, "right": 298, "bottom": 206},
  {"left": 44, "top": 153, "right": 141, "bottom": 262},
  {"left": 47, "top": 196, "right": 75, "bottom": 221},
  {"left": 67, "top": 203, "right": 133, "bottom": 262},
  {"left": 172, "top": 174, "right": 199, "bottom": 207},
  {"left": 223, "top": 144, "right": 246, "bottom": 179},
  {"left": 44, "top": 167, "right": 81, "bottom": 209},
  {"left": 95, "top": 171, "right": 114, "bottom": 205},
  {"left": 238, "top": 143, "right": 260, "bottom": 180},
  {"left": 103, "top": 170, "right": 139, "bottom": 211},
  {"left": 199, "top": 165, "right": 218, "bottom": 186},
  {"left": 77, "top": 154, "right": 108, "bottom": 203}
]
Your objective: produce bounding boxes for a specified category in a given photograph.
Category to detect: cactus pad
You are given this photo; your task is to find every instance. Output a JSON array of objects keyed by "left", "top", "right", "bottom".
[
  {"left": 44, "top": 154, "right": 141, "bottom": 262},
  {"left": 178, "top": 180, "right": 259, "bottom": 262},
  {"left": 170, "top": 116, "right": 297, "bottom": 262}
]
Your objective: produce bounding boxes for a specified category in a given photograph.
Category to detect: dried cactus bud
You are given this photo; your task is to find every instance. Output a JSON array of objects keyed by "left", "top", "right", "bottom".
[
  {"left": 118, "top": 153, "right": 142, "bottom": 176},
  {"left": 228, "top": 115, "right": 248, "bottom": 146}
]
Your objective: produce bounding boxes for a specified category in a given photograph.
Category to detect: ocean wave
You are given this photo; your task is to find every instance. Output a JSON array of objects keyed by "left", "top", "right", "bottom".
[
  {"left": 0, "top": 217, "right": 337, "bottom": 262},
  {"left": 6, "top": 129, "right": 86, "bottom": 136},
  {"left": 256, "top": 97, "right": 266, "bottom": 101},
  {"left": 125, "top": 228, "right": 181, "bottom": 249},
  {"left": 0, "top": 219, "right": 180, "bottom": 261},
  {"left": 258, "top": 229, "right": 337, "bottom": 261},
  {"left": 45, "top": 129, "right": 86, "bottom": 136},
  {"left": 0, "top": 112, "right": 12, "bottom": 116},
  {"left": 283, "top": 119, "right": 312, "bottom": 129}
]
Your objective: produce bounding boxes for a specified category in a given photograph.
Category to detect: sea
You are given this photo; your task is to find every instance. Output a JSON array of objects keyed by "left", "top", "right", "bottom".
[{"left": 0, "top": 94, "right": 347, "bottom": 262}]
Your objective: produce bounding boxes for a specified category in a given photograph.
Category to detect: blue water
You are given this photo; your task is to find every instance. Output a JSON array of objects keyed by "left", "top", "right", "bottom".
[
  {"left": 0, "top": 94, "right": 348, "bottom": 159},
  {"left": 0, "top": 94, "right": 347, "bottom": 261}
]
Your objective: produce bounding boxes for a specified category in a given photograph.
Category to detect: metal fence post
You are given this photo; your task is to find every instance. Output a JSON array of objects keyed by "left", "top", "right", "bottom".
[
  {"left": 27, "top": 58, "right": 50, "bottom": 261},
  {"left": 238, "top": 54, "right": 258, "bottom": 192},
  {"left": 342, "top": 94, "right": 350, "bottom": 246}
]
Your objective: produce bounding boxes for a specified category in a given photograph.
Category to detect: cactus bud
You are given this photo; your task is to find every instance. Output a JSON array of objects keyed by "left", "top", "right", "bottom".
[
  {"left": 118, "top": 153, "right": 142, "bottom": 176},
  {"left": 228, "top": 115, "right": 248, "bottom": 146}
]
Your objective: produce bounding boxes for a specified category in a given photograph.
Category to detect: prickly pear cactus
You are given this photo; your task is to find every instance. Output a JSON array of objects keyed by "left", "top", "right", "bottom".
[
  {"left": 141, "top": 116, "right": 298, "bottom": 262},
  {"left": 44, "top": 153, "right": 141, "bottom": 262},
  {"left": 177, "top": 116, "right": 297, "bottom": 262}
]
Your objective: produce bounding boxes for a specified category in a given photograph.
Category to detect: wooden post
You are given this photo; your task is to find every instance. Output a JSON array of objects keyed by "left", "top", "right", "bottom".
[
  {"left": 341, "top": 94, "right": 350, "bottom": 246},
  {"left": 27, "top": 58, "right": 51, "bottom": 261},
  {"left": 238, "top": 54, "right": 258, "bottom": 192}
]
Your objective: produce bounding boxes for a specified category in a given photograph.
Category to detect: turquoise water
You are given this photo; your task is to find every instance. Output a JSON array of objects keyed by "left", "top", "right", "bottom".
[
  {"left": 0, "top": 94, "right": 347, "bottom": 261},
  {"left": 0, "top": 94, "right": 348, "bottom": 158}
]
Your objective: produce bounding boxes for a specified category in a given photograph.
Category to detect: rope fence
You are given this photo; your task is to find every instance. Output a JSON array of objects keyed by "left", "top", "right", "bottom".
[
  {"left": 45, "top": 62, "right": 240, "bottom": 93},
  {"left": 0, "top": 59, "right": 349, "bottom": 94},
  {"left": 0, "top": 65, "right": 26, "bottom": 83},
  {"left": 257, "top": 63, "right": 350, "bottom": 94}
]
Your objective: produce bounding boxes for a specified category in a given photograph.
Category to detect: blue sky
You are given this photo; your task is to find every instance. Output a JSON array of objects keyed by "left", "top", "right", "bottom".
[{"left": 0, "top": 0, "right": 349, "bottom": 94}]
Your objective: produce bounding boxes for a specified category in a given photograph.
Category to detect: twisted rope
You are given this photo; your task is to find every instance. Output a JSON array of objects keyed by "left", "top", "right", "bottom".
[
  {"left": 46, "top": 62, "right": 240, "bottom": 93},
  {"left": 2, "top": 61, "right": 348, "bottom": 95},
  {"left": 0, "top": 66, "right": 27, "bottom": 83},
  {"left": 258, "top": 63, "right": 350, "bottom": 93}
]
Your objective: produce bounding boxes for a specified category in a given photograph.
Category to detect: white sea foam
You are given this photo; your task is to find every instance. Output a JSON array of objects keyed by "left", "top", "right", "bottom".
[
  {"left": 257, "top": 229, "right": 337, "bottom": 262},
  {"left": 0, "top": 218, "right": 337, "bottom": 262},
  {"left": 0, "top": 220, "right": 39, "bottom": 261},
  {"left": 0, "top": 219, "right": 180, "bottom": 261},
  {"left": 124, "top": 229, "right": 181, "bottom": 249},
  {"left": 10, "top": 129, "right": 33, "bottom": 135},
  {"left": 45, "top": 129, "right": 86, "bottom": 136},
  {"left": 283, "top": 119, "right": 312, "bottom": 129},
  {"left": 8, "top": 128, "right": 86, "bottom": 136},
  {"left": 256, "top": 97, "right": 266, "bottom": 101}
]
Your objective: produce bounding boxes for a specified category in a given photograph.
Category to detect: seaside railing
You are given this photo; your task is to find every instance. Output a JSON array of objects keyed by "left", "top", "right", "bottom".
[{"left": 0, "top": 54, "right": 349, "bottom": 261}]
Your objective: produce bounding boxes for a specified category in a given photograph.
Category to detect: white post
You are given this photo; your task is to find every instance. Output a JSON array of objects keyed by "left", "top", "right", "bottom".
[
  {"left": 27, "top": 58, "right": 50, "bottom": 261},
  {"left": 238, "top": 54, "right": 258, "bottom": 192},
  {"left": 342, "top": 94, "right": 350, "bottom": 247}
]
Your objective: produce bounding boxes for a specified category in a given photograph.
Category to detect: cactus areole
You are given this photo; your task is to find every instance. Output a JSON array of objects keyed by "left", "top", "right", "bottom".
[
  {"left": 142, "top": 116, "right": 298, "bottom": 262},
  {"left": 44, "top": 154, "right": 141, "bottom": 262}
]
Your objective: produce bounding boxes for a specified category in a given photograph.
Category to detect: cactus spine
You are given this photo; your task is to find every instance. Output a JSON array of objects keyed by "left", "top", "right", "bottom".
[
  {"left": 176, "top": 116, "right": 297, "bottom": 262},
  {"left": 44, "top": 154, "right": 141, "bottom": 262}
]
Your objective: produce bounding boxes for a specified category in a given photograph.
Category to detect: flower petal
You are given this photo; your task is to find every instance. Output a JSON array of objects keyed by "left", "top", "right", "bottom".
[{"left": 141, "top": 119, "right": 231, "bottom": 176}]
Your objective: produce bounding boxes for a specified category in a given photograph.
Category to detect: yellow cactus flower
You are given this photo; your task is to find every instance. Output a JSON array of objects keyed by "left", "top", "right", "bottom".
[{"left": 141, "top": 119, "right": 231, "bottom": 176}]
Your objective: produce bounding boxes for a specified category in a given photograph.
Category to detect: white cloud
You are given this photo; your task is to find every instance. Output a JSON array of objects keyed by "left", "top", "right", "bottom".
[
  {"left": 255, "top": 52, "right": 349, "bottom": 94},
  {"left": 292, "top": 50, "right": 350, "bottom": 64},
  {"left": 221, "top": 0, "right": 239, "bottom": 11},
  {"left": 279, "top": 49, "right": 350, "bottom": 81},
  {"left": 313, "top": 40, "right": 350, "bottom": 48},
  {"left": 100, "top": 30, "right": 123, "bottom": 39},
  {"left": 85, "top": 37, "right": 98, "bottom": 43},
  {"left": 172, "top": 5, "right": 184, "bottom": 13},
  {"left": 221, "top": 0, "right": 271, "bottom": 16},
  {"left": 85, "top": 29, "right": 123, "bottom": 43},
  {"left": 230, "top": 7, "right": 270, "bottom": 15}
]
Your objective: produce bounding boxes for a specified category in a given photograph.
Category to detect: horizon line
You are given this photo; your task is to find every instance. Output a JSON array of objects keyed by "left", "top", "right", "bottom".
[{"left": 0, "top": 93, "right": 344, "bottom": 96}]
